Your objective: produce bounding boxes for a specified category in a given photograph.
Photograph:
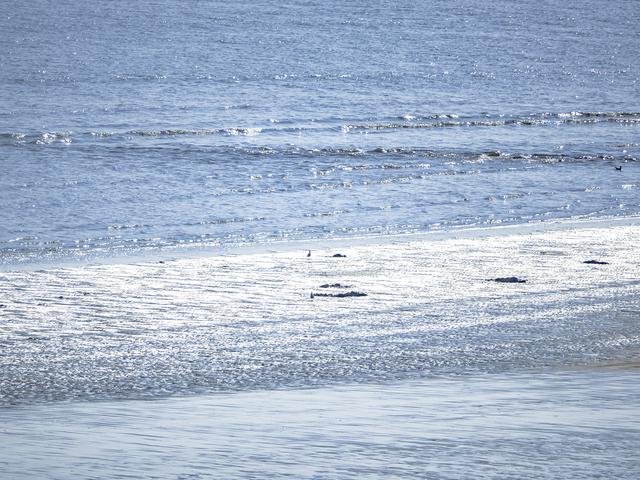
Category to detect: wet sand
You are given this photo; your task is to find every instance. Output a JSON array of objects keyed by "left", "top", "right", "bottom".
[{"left": 1, "top": 217, "right": 640, "bottom": 404}]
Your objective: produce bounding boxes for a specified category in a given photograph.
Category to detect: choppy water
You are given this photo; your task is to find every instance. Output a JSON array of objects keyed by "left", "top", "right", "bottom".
[{"left": 1, "top": 0, "right": 639, "bottom": 266}]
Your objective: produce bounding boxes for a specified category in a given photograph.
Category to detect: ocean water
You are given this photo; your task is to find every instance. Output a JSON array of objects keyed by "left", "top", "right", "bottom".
[
  {"left": 1, "top": 0, "right": 639, "bottom": 266},
  {"left": 2, "top": 1, "right": 640, "bottom": 478}
]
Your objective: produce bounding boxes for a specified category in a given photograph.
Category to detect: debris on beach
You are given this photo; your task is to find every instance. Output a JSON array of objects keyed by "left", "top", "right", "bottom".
[
  {"left": 310, "top": 291, "right": 367, "bottom": 299},
  {"left": 332, "top": 253, "right": 347, "bottom": 258},
  {"left": 489, "top": 277, "right": 527, "bottom": 284},
  {"left": 319, "top": 283, "right": 352, "bottom": 289},
  {"left": 583, "top": 260, "right": 610, "bottom": 265}
]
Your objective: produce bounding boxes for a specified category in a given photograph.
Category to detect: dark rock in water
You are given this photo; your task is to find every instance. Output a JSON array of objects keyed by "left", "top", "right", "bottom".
[
  {"left": 57, "top": 295, "right": 64, "bottom": 299},
  {"left": 319, "top": 283, "right": 352, "bottom": 289},
  {"left": 158, "top": 260, "right": 165, "bottom": 264},
  {"left": 332, "top": 253, "right": 347, "bottom": 258},
  {"left": 340, "top": 291, "right": 367, "bottom": 297},
  {"left": 311, "top": 291, "right": 367, "bottom": 298},
  {"left": 490, "top": 277, "right": 527, "bottom": 284},
  {"left": 583, "top": 260, "right": 610, "bottom": 265}
]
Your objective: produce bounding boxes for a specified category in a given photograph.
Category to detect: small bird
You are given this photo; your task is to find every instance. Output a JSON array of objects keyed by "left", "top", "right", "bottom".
[
  {"left": 615, "top": 165, "right": 622, "bottom": 171},
  {"left": 307, "top": 250, "right": 311, "bottom": 257}
]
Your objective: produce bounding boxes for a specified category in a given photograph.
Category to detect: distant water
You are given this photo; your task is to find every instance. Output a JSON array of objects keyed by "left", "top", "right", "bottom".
[{"left": 1, "top": 0, "right": 639, "bottom": 267}]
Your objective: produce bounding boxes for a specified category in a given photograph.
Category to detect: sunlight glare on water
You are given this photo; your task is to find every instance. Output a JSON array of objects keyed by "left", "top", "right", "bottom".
[{"left": 1, "top": 1, "right": 640, "bottom": 477}]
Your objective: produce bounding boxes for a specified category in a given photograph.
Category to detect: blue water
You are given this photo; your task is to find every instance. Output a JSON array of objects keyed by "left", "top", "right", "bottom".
[
  {"left": 2, "top": 4, "right": 640, "bottom": 477},
  {"left": 1, "top": 0, "right": 639, "bottom": 266},
  {"left": 3, "top": 371, "right": 640, "bottom": 480}
]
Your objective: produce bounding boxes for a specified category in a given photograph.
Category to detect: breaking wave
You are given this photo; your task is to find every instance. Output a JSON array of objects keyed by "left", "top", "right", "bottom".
[
  {"left": 344, "top": 111, "right": 640, "bottom": 132},
  {"left": 2, "top": 111, "right": 638, "bottom": 147}
]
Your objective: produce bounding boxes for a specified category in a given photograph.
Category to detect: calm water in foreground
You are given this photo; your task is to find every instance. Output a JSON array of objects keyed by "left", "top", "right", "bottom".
[{"left": 2, "top": 370, "right": 639, "bottom": 479}]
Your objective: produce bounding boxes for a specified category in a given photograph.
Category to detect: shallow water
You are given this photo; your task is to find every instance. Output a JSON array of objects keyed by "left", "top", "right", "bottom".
[
  {"left": 2, "top": 222, "right": 639, "bottom": 405},
  {"left": 2, "top": 370, "right": 639, "bottom": 479}
]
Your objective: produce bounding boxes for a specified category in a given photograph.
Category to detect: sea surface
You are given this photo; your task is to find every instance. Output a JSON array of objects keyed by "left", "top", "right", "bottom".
[
  {"left": 3, "top": 371, "right": 639, "bottom": 479},
  {"left": 1, "top": 0, "right": 639, "bottom": 267},
  {"left": 1, "top": 1, "right": 640, "bottom": 478}
]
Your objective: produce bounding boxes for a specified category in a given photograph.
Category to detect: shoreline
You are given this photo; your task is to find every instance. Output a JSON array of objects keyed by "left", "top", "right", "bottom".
[
  {"left": 1, "top": 216, "right": 639, "bottom": 405},
  {"left": 2, "top": 213, "right": 640, "bottom": 272}
]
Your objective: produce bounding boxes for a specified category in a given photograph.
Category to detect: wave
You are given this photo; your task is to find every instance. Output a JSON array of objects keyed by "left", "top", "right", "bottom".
[
  {"left": 0, "top": 132, "right": 26, "bottom": 139},
  {"left": 0, "top": 131, "right": 73, "bottom": 145},
  {"left": 197, "top": 216, "right": 266, "bottom": 226},
  {"left": 0, "top": 127, "right": 264, "bottom": 145},
  {"left": 1, "top": 130, "right": 636, "bottom": 164},
  {"left": 232, "top": 146, "right": 637, "bottom": 164},
  {"left": 344, "top": 111, "right": 640, "bottom": 132},
  {"left": 108, "top": 223, "right": 151, "bottom": 231},
  {"left": 397, "top": 111, "right": 640, "bottom": 121},
  {"left": 128, "top": 127, "right": 262, "bottom": 137},
  {"left": 2, "top": 110, "right": 638, "bottom": 148}
]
